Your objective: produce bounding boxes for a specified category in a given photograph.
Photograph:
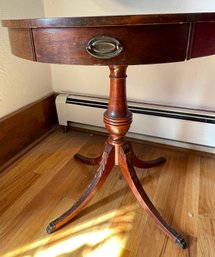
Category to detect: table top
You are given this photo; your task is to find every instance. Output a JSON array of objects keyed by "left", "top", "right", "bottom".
[
  {"left": 2, "top": 12, "right": 215, "bottom": 28},
  {"left": 2, "top": 13, "right": 215, "bottom": 65}
]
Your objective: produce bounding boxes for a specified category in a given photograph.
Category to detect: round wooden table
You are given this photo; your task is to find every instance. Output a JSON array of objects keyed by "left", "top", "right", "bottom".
[{"left": 3, "top": 13, "right": 215, "bottom": 249}]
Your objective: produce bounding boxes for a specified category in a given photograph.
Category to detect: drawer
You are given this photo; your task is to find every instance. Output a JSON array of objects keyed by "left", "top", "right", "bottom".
[{"left": 33, "top": 24, "right": 189, "bottom": 65}]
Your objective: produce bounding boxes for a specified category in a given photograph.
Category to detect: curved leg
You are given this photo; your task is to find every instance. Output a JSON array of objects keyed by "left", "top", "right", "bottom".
[
  {"left": 118, "top": 143, "right": 187, "bottom": 249},
  {"left": 128, "top": 142, "right": 166, "bottom": 169},
  {"left": 47, "top": 143, "right": 115, "bottom": 234},
  {"left": 74, "top": 153, "right": 102, "bottom": 165}
]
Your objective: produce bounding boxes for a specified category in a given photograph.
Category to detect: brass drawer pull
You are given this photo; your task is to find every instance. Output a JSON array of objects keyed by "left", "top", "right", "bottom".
[{"left": 86, "top": 36, "right": 123, "bottom": 59}]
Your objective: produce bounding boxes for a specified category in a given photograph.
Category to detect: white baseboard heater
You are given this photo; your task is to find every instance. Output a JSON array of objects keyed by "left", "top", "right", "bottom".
[{"left": 56, "top": 93, "right": 215, "bottom": 151}]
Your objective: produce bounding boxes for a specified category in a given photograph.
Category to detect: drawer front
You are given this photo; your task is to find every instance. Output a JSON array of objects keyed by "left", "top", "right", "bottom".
[
  {"left": 33, "top": 24, "right": 189, "bottom": 65},
  {"left": 8, "top": 28, "right": 36, "bottom": 61}
]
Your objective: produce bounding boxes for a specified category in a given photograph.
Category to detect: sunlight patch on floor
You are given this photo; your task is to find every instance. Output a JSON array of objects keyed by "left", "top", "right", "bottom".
[
  {"left": 34, "top": 229, "right": 120, "bottom": 257},
  {"left": 34, "top": 228, "right": 112, "bottom": 257},
  {"left": 2, "top": 204, "right": 137, "bottom": 257},
  {"left": 85, "top": 236, "right": 123, "bottom": 257}
]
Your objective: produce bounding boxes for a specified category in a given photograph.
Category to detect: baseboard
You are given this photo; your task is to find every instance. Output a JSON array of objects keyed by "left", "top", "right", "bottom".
[{"left": 0, "top": 94, "right": 58, "bottom": 171}]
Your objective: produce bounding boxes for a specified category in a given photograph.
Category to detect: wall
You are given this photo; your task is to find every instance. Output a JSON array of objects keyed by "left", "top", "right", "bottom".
[
  {"left": 44, "top": 0, "right": 215, "bottom": 111},
  {"left": 0, "top": 0, "right": 52, "bottom": 118}
]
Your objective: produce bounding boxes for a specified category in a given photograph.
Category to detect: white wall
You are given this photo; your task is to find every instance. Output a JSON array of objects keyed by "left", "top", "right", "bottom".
[
  {"left": 44, "top": 0, "right": 215, "bottom": 111},
  {"left": 0, "top": 0, "right": 52, "bottom": 118},
  {"left": 44, "top": 0, "right": 215, "bottom": 16}
]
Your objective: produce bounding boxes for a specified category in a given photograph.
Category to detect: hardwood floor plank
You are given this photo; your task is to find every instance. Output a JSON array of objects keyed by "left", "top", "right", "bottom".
[
  {"left": 197, "top": 157, "right": 215, "bottom": 257},
  {"left": 199, "top": 157, "right": 215, "bottom": 216}
]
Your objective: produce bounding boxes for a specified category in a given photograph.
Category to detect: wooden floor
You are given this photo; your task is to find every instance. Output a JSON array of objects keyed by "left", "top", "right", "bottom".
[{"left": 0, "top": 129, "right": 215, "bottom": 257}]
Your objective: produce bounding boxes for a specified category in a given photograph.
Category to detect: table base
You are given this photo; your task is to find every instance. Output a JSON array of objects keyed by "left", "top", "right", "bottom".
[{"left": 46, "top": 65, "right": 187, "bottom": 249}]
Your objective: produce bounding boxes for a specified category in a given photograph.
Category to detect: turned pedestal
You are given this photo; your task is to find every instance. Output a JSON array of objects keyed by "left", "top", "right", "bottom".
[{"left": 46, "top": 65, "right": 187, "bottom": 249}]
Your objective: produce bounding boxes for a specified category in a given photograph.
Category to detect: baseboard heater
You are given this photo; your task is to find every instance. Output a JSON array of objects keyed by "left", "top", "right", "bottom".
[{"left": 56, "top": 93, "right": 215, "bottom": 149}]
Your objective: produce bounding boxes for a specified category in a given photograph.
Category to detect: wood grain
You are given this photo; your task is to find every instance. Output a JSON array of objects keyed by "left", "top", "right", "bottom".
[
  {"left": 0, "top": 129, "right": 214, "bottom": 257},
  {"left": 8, "top": 28, "right": 36, "bottom": 61}
]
